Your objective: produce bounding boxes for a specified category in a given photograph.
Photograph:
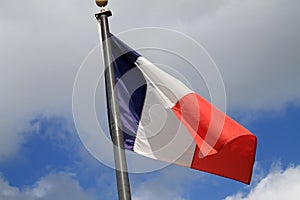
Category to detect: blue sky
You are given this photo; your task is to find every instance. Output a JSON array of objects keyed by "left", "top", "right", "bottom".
[{"left": 1, "top": 0, "right": 300, "bottom": 199}]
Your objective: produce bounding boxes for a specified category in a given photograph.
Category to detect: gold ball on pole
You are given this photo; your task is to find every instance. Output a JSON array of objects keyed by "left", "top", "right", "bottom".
[{"left": 96, "top": 0, "right": 108, "bottom": 7}]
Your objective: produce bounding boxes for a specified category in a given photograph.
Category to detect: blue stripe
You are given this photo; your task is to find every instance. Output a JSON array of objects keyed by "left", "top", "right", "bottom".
[{"left": 109, "top": 35, "right": 147, "bottom": 150}]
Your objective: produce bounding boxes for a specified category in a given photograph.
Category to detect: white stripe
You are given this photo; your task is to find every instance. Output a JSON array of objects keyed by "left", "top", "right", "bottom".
[
  {"left": 133, "top": 86, "right": 196, "bottom": 167},
  {"left": 135, "top": 57, "right": 192, "bottom": 108}
]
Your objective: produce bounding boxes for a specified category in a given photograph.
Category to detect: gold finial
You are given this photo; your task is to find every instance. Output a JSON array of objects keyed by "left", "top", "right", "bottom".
[{"left": 96, "top": 0, "right": 108, "bottom": 7}]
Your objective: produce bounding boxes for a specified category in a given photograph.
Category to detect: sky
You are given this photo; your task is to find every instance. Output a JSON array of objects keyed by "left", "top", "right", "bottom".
[{"left": 0, "top": 0, "right": 300, "bottom": 199}]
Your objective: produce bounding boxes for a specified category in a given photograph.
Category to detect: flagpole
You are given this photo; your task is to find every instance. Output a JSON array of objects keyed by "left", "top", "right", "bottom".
[{"left": 95, "top": 1, "right": 132, "bottom": 199}]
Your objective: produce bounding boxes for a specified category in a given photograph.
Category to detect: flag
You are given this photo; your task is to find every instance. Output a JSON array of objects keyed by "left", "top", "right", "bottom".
[{"left": 107, "top": 35, "right": 257, "bottom": 184}]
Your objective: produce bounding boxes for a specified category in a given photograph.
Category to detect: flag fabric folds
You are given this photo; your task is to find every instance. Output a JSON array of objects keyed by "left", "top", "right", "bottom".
[{"left": 108, "top": 35, "right": 257, "bottom": 184}]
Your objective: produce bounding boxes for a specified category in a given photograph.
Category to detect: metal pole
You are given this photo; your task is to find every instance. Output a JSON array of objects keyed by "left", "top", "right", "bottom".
[{"left": 95, "top": 8, "right": 132, "bottom": 200}]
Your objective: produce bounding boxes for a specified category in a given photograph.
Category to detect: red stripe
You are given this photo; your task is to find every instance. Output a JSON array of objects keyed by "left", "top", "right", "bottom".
[{"left": 172, "top": 93, "right": 257, "bottom": 184}]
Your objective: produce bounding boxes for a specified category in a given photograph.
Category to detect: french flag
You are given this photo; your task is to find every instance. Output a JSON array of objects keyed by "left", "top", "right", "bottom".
[{"left": 108, "top": 35, "right": 257, "bottom": 184}]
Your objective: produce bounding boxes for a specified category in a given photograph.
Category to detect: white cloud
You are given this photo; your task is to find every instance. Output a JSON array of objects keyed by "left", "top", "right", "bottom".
[
  {"left": 180, "top": 0, "right": 300, "bottom": 112},
  {"left": 132, "top": 166, "right": 202, "bottom": 200},
  {"left": 0, "top": 0, "right": 96, "bottom": 162},
  {"left": 225, "top": 165, "right": 300, "bottom": 200},
  {"left": 0, "top": 120, "right": 23, "bottom": 161},
  {"left": 0, "top": 172, "right": 96, "bottom": 200}
]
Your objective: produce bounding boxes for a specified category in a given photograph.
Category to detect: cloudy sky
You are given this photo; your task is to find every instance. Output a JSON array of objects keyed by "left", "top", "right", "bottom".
[{"left": 1, "top": 0, "right": 300, "bottom": 199}]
